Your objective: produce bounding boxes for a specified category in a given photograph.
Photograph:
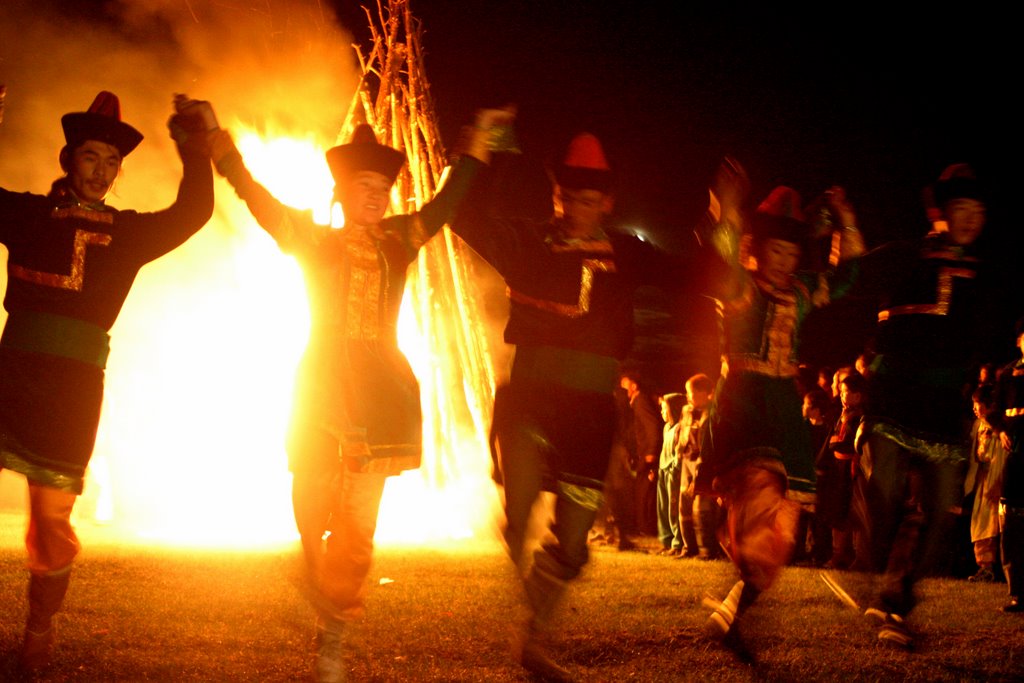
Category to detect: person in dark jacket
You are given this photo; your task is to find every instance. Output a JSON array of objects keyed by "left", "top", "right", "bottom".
[
  {"left": 451, "top": 131, "right": 690, "bottom": 680},
  {"left": 856, "top": 164, "right": 1002, "bottom": 648}
]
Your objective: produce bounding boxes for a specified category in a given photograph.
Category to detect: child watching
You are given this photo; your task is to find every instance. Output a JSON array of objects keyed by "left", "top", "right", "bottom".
[
  {"left": 679, "top": 373, "right": 718, "bottom": 559},
  {"left": 656, "top": 393, "right": 687, "bottom": 556},
  {"left": 964, "top": 384, "right": 1006, "bottom": 582}
]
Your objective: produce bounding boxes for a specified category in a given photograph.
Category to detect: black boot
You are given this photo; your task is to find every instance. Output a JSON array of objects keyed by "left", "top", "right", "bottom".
[
  {"left": 519, "top": 558, "right": 575, "bottom": 682},
  {"left": 314, "top": 616, "right": 347, "bottom": 683},
  {"left": 695, "top": 508, "right": 721, "bottom": 559},
  {"left": 20, "top": 569, "right": 71, "bottom": 672}
]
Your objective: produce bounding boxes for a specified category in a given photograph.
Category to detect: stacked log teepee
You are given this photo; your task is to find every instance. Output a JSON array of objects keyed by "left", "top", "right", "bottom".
[{"left": 344, "top": 0, "right": 498, "bottom": 489}]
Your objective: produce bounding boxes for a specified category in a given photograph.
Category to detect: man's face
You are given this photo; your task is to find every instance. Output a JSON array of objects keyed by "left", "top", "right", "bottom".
[
  {"left": 687, "top": 386, "right": 712, "bottom": 411},
  {"left": 554, "top": 185, "right": 612, "bottom": 238},
  {"left": 339, "top": 170, "right": 392, "bottom": 228},
  {"left": 756, "top": 238, "right": 801, "bottom": 288},
  {"left": 840, "top": 385, "right": 861, "bottom": 410},
  {"left": 802, "top": 396, "right": 820, "bottom": 422},
  {"left": 944, "top": 198, "right": 986, "bottom": 246},
  {"left": 66, "top": 140, "right": 121, "bottom": 204},
  {"left": 832, "top": 369, "right": 849, "bottom": 398}
]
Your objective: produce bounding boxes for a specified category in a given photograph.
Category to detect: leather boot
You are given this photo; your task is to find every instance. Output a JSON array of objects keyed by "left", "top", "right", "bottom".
[
  {"left": 20, "top": 569, "right": 71, "bottom": 673},
  {"left": 519, "top": 560, "right": 574, "bottom": 681},
  {"left": 314, "top": 616, "right": 347, "bottom": 683}
]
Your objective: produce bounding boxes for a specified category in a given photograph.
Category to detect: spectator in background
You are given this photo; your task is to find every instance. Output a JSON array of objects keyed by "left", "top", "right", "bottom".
[
  {"left": 679, "top": 373, "right": 718, "bottom": 560},
  {"left": 995, "top": 317, "right": 1024, "bottom": 613},
  {"left": 817, "top": 366, "right": 834, "bottom": 397},
  {"left": 621, "top": 371, "right": 664, "bottom": 539},
  {"left": 964, "top": 384, "right": 1007, "bottom": 583},
  {"left": 656, "top": 393, "right": 687, "bottom": 556},
  {"left": 829, "top": 366, "right": 854, "bottom": 422},
  {"left": 821, "top": 371, "right": 868, "bottom": 569},
  {"left": 591, "top": 386, "right": 638, "bottom": 551},
  {"left": 803, "top": 387, "right": 833, "bottom": 565}
]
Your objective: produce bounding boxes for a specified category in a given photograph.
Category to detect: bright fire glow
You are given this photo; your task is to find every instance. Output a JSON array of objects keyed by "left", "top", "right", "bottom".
[{"left": 59, "top": 123, "right": 502, "bottom": 549}]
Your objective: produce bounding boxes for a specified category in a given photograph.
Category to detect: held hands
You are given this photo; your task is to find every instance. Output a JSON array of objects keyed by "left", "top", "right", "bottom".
[
  {"left": 167, "top": 112, "right": 207, "bottom": 152},
  {"left": 168, "top": 95, "right": 225, "bottom": 161},
  {"left": 822, "top": 186, "right": 856, "bottom": 228},
  {"left": 456, "top": 104, "right": 518, "bottom": 164},
  {"left": 824, "top": 186, "right": 866, "bottom": 260},
  {"left": 710, "top": 155, "right": 749, "bottom": 228},
  {"left": 167, "top": 96, "right": 213, "bottom": 154},
  {"left": 206, "top": 129, "right": 242, "bottom": 178}
]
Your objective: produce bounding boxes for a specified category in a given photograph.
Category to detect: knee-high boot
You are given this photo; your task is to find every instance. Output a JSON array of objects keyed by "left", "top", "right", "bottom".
[
  {"left": 21, "top": 569, "right": 72, "bottom": 672},
  {"left": 519, "top": 553, "right": 574, "bottom": 682},
  {"left": 314, "top": 616, "right": 347, "bottom": 683}
]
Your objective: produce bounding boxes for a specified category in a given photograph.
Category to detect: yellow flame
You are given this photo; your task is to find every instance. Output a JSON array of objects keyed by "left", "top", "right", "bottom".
[{"left": 74, "top": 124, "right": 501, "bottom": 549}]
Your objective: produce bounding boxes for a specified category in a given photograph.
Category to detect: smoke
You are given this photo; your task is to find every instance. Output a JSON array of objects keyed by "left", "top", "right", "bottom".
[
  {"left": 0, "top": 1, "right": 511, "bottom": 547},
  {"left": 0, "top": 0, "right": 359, "bottom": 200},
  {"left": 0, "top": 0, "right": 361, "bottom": 535}
]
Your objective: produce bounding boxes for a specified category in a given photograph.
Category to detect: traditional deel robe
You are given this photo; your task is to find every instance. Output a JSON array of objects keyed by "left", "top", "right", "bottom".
[
  {"left": 222, "top": 157, "right": 480, "bottom": 475},
  {"left": 0, "top": 147, "right": 214, "bottom": 493},
  {"left": 964, "top": 417, "right": 1006, "bottom": 542},
  {"left": 452, "top": 214, "right": 681, "bottom": 489},
  {"left": 856, "top": 234, "right": 999, "bottom": 465},
  {"left": 705, "top": 264, "right": 856, "bottom": 500}
]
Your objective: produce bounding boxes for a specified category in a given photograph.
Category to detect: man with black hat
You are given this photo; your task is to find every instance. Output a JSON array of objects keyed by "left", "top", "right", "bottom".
[
  {"left": 450, "top": 131, "right": 690, "bottom": 680},
  {"left": 0, "top": 90, "right": 214, "bottom": 672},
  {"left": 855, "top": 163, "right": 1004, "bottom": 648},
  {"left": 207, "top": 111, "right": 507, "bottom": 682},
  {"left": 697, "top": 160, "right": 863, "bottom": 649}
]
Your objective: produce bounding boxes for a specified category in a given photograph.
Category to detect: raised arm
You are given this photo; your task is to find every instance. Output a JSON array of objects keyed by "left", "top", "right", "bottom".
[
  {"left": 208, "top": 128, "right": 300, "bottom": 244},
  {"left": 699, "top": 156, "right": 751, "bottom": 302},
  {"left": 400, "top": 108, "right": 516, "bottom": 252},
  {"left": 124, "top": 106, "right": 215, "bottom": 263}
]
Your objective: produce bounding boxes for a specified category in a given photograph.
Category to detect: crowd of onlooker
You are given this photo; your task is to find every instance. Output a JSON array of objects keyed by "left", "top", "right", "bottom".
[{"left": 593, "top": 347, "right": 1021, "bottom": 601}]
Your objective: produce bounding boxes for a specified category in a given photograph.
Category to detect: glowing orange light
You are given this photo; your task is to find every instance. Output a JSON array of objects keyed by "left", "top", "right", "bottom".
[{"left": 70, "top": 123, "right": 502, "bottom": 549}]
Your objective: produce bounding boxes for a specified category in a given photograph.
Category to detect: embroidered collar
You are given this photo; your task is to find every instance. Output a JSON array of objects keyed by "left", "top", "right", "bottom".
[{"left": 50, "top": 184, "right": 109, "bottom": 213}]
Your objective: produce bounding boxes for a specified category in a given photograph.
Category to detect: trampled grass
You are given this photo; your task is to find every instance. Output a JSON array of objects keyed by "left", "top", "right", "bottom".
[{"left": 2, "top": 514, "right": 1022, "bottom": 682}]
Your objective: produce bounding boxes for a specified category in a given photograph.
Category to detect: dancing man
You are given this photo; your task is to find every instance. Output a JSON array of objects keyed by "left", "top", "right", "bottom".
[
  {"left": 207, "top": 111, "right": 506, "bottom": 681},
  {"left": 0, "top": 90, "right": 214, "bottom": 672}
]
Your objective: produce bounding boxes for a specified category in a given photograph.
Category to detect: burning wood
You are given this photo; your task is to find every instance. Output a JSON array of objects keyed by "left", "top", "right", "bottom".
[{"left": 347, "top": 1, "right": 502, "bottom": 525}]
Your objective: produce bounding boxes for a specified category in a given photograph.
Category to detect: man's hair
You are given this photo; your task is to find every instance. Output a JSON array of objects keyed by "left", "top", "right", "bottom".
[
  {"left": 840, "top": 371, "right": 867, "bottom": 395},
  {"left": 803, "top": 388, "right": 831, "bottom": 413},
  {"left": 686, "top": 373, "right": 714, "bottom": 395},
  {"left": 972, "top": 383, "right": 996, "bottom": 410}
]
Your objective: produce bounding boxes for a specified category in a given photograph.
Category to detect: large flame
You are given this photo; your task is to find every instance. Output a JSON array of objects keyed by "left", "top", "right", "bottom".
[
  {"left": 60, "top": 123, "right": 502, "bottom": 548},
  {"left": 0, "top": 0, "right": 505, "bottom": 551}
]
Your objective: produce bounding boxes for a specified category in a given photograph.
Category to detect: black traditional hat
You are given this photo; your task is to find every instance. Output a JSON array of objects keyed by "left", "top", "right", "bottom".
[
  {"left": 553, "top": 132, "right": 613, "bottom": 193},
  {"left": 750, "top": 186, "right": 809, "bottom": 246},
  {"left": 932, "top": 163, "right": 985, "bottom": 208},
  {"left": 61, "top": 91, "right": 143, "bottom": 157},
  {"left": 325, "top": 124, "right": 405, "bottom": 185}
]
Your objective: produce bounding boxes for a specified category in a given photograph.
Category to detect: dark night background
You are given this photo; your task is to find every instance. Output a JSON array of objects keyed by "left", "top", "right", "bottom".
[{"left": 334, "top": 3, "right": 1018, "bottom": 390}]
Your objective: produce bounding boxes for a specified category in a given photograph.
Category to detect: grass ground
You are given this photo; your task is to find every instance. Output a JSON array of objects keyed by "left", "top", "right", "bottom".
[{"left": 2, "top": 513, "right": 1022, "bottom": 682}]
